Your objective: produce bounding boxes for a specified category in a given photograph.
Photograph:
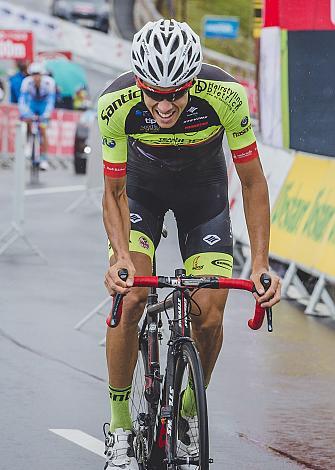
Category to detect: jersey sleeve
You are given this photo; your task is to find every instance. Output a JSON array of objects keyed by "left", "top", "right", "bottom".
[
  {"left": 97, "top": 93, "right": 128, "bottom": 178},
  {"left": 222, "top": 83, "right": 259, "bottom": 164}
]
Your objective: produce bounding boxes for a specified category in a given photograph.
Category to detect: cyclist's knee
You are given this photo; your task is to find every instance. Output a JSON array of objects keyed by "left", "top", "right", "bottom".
[
  {"left": 192, "top": 307, "right": 223, "bottom": 337},
  {"left": 121, "top": 288, "right": 148, "bottom": 327}
]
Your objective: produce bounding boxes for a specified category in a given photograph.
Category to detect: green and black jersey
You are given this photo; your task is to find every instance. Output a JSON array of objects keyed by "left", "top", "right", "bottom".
[{"left": 98, "top": 63, "right": 259, "bottom": 178}]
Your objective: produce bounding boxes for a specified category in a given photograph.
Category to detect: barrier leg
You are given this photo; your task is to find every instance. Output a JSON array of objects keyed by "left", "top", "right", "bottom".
[
  {"left": 281, "top": 262, "right": 296, "bottom": 297},
  {"left": 0, "top": 230, "right": 19, "bottom": 256},
  {"left": 305, "top": 275, "right": 326, "bottom": 316},
  {"left": 321, "top": 287, "right": 335, "bottom": 318},
  {"left": 74, "top": 296, "right": 111, "bottom": 330}
]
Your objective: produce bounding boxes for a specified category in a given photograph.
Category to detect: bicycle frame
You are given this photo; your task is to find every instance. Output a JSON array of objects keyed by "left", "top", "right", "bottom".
[{"left": 107, "top": 269, "right": 273, "bottom": 468}]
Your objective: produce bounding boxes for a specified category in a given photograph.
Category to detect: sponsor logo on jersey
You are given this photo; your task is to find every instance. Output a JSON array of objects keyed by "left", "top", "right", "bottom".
[
  {"left": 203, "top": 234, "right": 221, "bottom": 246},
  {"left": 211, "top": 259, "right": 232, "bottom": 268},
  {"left": 192, "top": 255, "right": 204, "bottom": 271},
  {"left": 140, "top": 124, "right": 160, "bottom": 132},
  {"left": 186, "top": 106, "right": 198, "bottom": 117},
  {"left": 102, "top": 137, "right": 116, "bottom": 148},
  {"left": 185, "top": 121, "right": 209, "bottom": 131},
  {"left": 232, "top": 124, "right": 252, "bottom": 138},
  {"left": 194, "top": 80, "right": 243, "bottom": 113},
  {"left": 241, "top": 116, "right": 249, "bottom": 127},
  {"left": 130, "top": 213, "right": 142, "bottom": 224},
  {"left": 145, "top": 117, "right": 157, "bottom": 125},
  {"left": 139, "top": 236, "right": 150, "bottom": 250},
  {"left": 101, "top": 89, "right": 142, "bottom": 124},
  {"left": 184, "top": 115, "right": 208, "bottom": 124}
]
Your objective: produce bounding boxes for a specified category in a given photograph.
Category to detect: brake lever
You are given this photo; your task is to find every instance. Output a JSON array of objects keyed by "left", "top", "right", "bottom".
[{"left": 260, "top": 273, "right": 273, "bottom": 333}]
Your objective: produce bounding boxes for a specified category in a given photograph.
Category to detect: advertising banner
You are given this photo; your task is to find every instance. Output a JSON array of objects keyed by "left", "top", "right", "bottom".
[
  {"left": 0, "top": 104, "right": 80, "bottom": 157},
  {"left": 270, "top": 154, "right": 335, "bottom": 277},
  {"left": 0, "top": 30, "right": 34, "bottom": 61}
]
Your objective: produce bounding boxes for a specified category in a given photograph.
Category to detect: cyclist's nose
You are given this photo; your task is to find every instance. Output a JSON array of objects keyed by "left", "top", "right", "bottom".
[{"left": 156, "top": 100, "right": 174, "bottom": 113}]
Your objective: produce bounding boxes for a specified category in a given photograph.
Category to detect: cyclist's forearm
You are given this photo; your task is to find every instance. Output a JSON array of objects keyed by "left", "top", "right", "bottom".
[
  {"left": 241, "top": 175, "right": 270, "bottom": 270},
  {"left": 103, "top": 189, "right": 131, "bottom": 263}
]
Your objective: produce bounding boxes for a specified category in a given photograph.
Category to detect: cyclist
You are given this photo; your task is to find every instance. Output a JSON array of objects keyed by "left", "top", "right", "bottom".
[
  {"left": 18, "top": 62, "right": 56, "bottom": 171},
  {"left": 99, "top": 19, "right": 281, "bottom": 469}
]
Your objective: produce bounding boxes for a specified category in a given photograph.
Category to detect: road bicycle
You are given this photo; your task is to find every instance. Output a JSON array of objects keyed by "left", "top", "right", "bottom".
[
  {"left": 107, "top": 268, "right": 273, "bottom": 469},
  {"left": 24, "top": 117, "right": 48, "bottom": 184}
]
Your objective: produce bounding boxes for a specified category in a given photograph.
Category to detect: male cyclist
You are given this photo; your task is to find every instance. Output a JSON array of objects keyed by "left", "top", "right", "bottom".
[
  {"left": 18, "top": 62, "right": 56, "bottom": 171},
  {"left": 99, "top": 19, "right": 281, "bottom": 469}
]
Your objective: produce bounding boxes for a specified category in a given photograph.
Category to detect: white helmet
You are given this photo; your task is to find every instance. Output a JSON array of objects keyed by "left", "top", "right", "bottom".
[
  {"left": 131, "top": 19, "right": 203, "bottom": 87},
  {"left": 28, "top": 62, "right": 45, "bottom": 75}
]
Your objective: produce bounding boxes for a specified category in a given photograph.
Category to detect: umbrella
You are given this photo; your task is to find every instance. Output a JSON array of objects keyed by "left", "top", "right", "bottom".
[{"left": 44, "top": 58, "right": 88, "bottom": 97}]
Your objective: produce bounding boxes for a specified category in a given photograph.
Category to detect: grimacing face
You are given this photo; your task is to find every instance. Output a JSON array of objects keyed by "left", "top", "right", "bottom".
[{"left": 142, "top": 84, "right": 189, "bottom": 128}]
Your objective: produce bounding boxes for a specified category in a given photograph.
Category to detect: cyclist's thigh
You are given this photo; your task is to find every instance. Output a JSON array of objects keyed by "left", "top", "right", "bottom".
[
  {"left": 108, "top": 193, "right": 166, "bottom": 265},
  {"left": 175, "top": 186, "right": 233, "bottom": 278}
]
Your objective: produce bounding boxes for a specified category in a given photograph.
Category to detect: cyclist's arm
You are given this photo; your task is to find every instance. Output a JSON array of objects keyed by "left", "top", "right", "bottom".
[
  {"left": 223, "top": 83, "right": 280, "bottom": 306},
  {"left": 18, "top": 79, "right": 33, "bottom": 119},
  {"left": 234, "top": 159, "right": 280, "bottom": 307}
]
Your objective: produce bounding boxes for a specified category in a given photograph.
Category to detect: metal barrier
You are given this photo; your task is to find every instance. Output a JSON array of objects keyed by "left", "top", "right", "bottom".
[{"left": 0, "top": 122, "right": 46, "bottom": 259}]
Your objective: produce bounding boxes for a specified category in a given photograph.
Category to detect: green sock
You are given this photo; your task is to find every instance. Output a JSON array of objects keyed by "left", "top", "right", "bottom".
[
  {"left": 181, "top": 379, "right": 197, "bottom": 418},
  {"left": 109, "top": 384, "right": 132, "bottom": 432}
]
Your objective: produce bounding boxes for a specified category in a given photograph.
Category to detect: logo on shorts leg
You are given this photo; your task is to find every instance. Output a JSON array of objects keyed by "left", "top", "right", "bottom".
[
  {"left": 192, "top": 255, "right": 204, "bottom": 271},
  {"left": 211, "top": 259, "right": 233, "bottom": 269},
  {"left": 203, "top": 234, "right": 221, "bottom": 246},
  {"left": 130, "top": 213, "right": 142, "bottom": 223},
  {"left": 139, "top": 236, "right": 150, "bottom": 250}
]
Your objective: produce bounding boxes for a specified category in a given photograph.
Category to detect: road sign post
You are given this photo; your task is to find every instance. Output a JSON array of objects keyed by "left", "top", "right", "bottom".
[{"left": 203, "top": 16, "right": 240, "bottom": 40}]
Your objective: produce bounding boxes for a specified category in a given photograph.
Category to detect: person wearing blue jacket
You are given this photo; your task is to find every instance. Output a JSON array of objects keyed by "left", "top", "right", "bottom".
[{"left": 9, "top": 60, "right": 28, "bottom": 104}]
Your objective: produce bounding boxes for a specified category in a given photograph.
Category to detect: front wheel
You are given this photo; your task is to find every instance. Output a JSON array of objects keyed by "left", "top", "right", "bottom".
[
  {"left": 171, "top": 341, "right": 209, "bottom": 470},
  {"left": 131, "top": 331, "right": 159, "bottom": 469}
]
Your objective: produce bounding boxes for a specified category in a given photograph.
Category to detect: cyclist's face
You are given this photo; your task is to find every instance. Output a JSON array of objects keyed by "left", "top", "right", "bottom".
[{"left": 142, "top": 84, "right": 189, "bottom": 128}]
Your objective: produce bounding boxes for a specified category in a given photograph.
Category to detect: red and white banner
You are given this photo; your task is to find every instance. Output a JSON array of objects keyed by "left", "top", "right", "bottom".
[
  {"left": 0, "top": 30, "right": 34, "bottom": 61},
  {"left": 0, "top": 104, "right": 80, "bottom": 157},
  {"left": 36, "top": 50, "right": 73, "bottom": 61}
]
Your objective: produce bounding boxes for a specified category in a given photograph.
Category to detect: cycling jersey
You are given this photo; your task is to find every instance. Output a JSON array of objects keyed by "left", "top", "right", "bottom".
[
  {"left": 99, "top": 63, "right": 259, "bottom": 277},
  {"left": 98, "top": 63, "right": 259, "bottom": 178},
  {"left": 19, "top": 75, "right": 56, "bottom": 120}
]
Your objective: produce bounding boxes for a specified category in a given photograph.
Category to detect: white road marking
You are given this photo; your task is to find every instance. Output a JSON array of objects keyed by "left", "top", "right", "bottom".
[
  {"left": 25, "top": 185, "right": 86, "bottom": 196},
  {"left": 50, "top": 429, "right": 105, "bottom": 457}
]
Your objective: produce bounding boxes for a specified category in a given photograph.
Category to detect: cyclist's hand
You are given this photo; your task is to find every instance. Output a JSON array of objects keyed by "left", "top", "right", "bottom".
[
  {"left": 104, "top": 259, "right": 135, "bottom": 296},
  {"left": 250, "top": 269, "right": 281, "bottom": 308}
]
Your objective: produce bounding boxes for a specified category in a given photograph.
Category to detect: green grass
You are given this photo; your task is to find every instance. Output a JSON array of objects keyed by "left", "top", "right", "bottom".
[{"left": 157, "top": 0, "right": 255, "bottom": 63}]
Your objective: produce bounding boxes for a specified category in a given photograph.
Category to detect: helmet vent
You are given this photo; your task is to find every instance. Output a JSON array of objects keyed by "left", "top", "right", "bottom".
[
  {"left": 162, "top": 34, "right": 171, "bottom": 47},
  {"left": 148, "top": 61, "right": 159, "bottom": 82},
  {"left": 156, "top": 56, "right": 164, "bottom": 74},
  {"left": 171, "top": 36, "right": 179, "bottom": 53},
  {"left": 168, "top": 57, "right": 176, "bottom": 75},
  {"left": 172, "top": 63, "right": 184, "bottom": 83},
  {"left": 154, "top": 37, "right": 162, "bottom": 54}
]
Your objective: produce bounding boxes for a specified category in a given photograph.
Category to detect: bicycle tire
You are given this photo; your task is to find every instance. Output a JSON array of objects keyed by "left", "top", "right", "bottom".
[
  {"left": 171, "top": 341, "right": 209, "bottom": 470},
  {"left": 131, "top": 330, "right": 158, "bottom": 469}
]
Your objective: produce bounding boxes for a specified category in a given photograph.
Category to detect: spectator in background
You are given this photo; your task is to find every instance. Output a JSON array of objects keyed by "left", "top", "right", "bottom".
[
  {"left": 19, "top": 62, "right": 56, "bottom": 171},
  {"left": 8, "top": 60, "right": 29, "bottom": 103}
]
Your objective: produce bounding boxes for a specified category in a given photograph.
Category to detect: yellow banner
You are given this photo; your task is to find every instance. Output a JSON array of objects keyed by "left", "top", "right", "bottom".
[{"left": 270, "top": 154, "right": 335, "bottom": 277}]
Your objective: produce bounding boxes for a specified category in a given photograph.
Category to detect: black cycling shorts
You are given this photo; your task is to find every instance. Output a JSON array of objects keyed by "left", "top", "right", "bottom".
[{"left": 108, "top": 141, "right": 234, "bottom": 277}]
